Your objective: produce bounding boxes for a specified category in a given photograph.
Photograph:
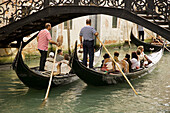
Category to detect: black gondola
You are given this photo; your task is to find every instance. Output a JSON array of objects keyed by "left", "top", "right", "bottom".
[
  {"left": 130, "top": 31, "right": 170, "bottom": 52},
  {"left": 12, "top": 43, "right": 79, "bottom": 89},
  {"left": 71, "top": 41, "right": 163, "bottom": 86},
  {"left": 12, "top": 42, "right": 103, "bottom": 89},
  {"left": 130, "top": 32, "right": 170, "bottom": 52}
]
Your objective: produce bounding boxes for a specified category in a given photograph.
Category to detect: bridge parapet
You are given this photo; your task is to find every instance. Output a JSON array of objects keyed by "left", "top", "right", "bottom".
[{"left": 0, "top": 0, "right": 169, "bottom": 27}]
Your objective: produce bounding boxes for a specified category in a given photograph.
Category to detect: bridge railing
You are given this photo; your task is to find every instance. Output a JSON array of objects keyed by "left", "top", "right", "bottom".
[
  {"left": 0, "top": 0, "right": 44, "bottom": 27},
  {"left": 0, "top": 0, "right": 169, "bottom": 27}
]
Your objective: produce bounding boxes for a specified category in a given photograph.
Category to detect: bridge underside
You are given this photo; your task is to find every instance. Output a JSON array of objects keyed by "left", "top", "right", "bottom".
[{"left": 0, "top": 6, "right": 169, "bottom": 48}]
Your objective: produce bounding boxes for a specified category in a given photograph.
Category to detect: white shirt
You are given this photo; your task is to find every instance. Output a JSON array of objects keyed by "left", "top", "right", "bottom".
[
  {"left": 45, "top": 58, "right": 70, "bottom": 73},
  {"left": 45, "top": 57, "right": 57, "bottom": 71},
  {"left": 139, "top": 52, "right": 145, "bottom": 61},
  {"left": 138, "top": 25, "right": 144, "bottom": 31},
  {"left": 59, "top": 60, "right": 71, "bottom": 74},
  {"left": 131, "top": 58, "right": 140, "bottom": 69}
]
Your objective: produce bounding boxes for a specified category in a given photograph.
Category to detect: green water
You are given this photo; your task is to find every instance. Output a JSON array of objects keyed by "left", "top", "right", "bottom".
[{"left": 0, "top": 48, "right": 169, "bottom": 113}]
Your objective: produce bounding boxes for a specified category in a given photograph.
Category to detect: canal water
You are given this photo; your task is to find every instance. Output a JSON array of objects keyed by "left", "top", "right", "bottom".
[{"left": 0, "top": 47, "right": 169, "bottom": 113}]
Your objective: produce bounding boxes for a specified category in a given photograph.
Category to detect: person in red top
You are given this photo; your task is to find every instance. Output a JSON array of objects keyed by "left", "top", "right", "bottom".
[{"left": 37, "top": 23, "right": 59, "bottom": 71}]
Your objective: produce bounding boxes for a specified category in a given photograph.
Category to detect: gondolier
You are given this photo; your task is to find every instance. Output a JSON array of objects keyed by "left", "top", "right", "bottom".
[
  {"left": 138, "top": 25, "right": 144, "bottom": 41},
  {"left": 79, "top": 19, "right": 99, "bottom": 68},
  {"left": 37, "top": 23, "right": 60, "bottom": 71}
]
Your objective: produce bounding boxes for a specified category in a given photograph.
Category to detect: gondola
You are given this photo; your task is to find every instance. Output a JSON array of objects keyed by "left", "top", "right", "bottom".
[
  {"left": 130, "top": 31, "right": 170, "bottom": 52},
  {"left": 12, "top": 42, "right": 103, "bottom": 89},
  {"left": 12, "top": 42, "right": 79, "bottom": 89},
  {"left": 71, "top": 41, "right": 163, "bottom": 86}
]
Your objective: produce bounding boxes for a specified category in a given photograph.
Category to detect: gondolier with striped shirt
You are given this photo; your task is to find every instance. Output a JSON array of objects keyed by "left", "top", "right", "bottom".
[
  {"left": 37, "top": 23, "right": 59, "bottom": 71},
  {"left": 79, "top": 19, "right": 99, "bottom": 68}
]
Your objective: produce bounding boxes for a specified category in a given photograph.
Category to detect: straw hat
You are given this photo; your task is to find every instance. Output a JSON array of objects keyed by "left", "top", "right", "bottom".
[{"left": 137, "top": 46, "right": 144, "bottom": 51}]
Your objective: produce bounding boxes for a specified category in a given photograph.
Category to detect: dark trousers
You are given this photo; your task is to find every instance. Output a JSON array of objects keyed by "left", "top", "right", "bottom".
[
  {"left": 39, "top": 49, "right": 47, "bottom": 71},
  {"left": 139, "top": 31, "right": 144, "bottom": 41},
  {"left": 83, "top": 40, "right": 94, "bottom": 68}
]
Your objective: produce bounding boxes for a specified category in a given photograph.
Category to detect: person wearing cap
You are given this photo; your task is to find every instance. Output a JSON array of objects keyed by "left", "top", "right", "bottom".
[
  {"left": 45, "top": 52, "right": 56, "bottom": 71},
  {"left": 37, "top": 23, "right": 60, "bottom": 71},
  {"left": 79, "top": 19, "right": 99, "bottom": 68}
]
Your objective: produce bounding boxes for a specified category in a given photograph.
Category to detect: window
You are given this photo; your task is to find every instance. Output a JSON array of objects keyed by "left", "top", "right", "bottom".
[
  {"left": 64, "top": 20, "right": 72, "bottom": 30},
  {"left": 112, "top": 16, "right": 117, "bottom": 28}
]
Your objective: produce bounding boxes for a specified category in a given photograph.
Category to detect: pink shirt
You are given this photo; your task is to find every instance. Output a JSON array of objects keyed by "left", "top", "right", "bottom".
[{"left": 37, "top": 29, "right": 52, "bottom": 51}]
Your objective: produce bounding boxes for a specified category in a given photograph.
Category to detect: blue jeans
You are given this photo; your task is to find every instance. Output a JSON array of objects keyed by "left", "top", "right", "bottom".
[{"left": 83, "top": 40, "right": 94, "bottom": 68}]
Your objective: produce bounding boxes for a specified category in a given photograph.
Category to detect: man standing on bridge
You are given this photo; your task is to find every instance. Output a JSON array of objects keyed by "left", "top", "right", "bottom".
[
  {"left": 37, "top": 23, "right": 60, "bottom": 71},
  {"left": 79, "top": 19, "right": 99, "bottom": 68}
]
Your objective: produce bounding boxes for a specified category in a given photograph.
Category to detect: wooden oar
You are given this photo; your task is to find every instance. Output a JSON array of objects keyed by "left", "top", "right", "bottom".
[
  {"left": 40, "top": 47, "right": 58, "bottom": 107},
  {"left": 42, "top": 36, "right": 63, "bottom": 103},
  {"left": 144, "top": 30, "right": 170, "bottom": 52},
  {"left": 96, "top": 37, "right": 138, "bottom": 95},
  {"left": 44, "top": 47, "right": 58, "bottom": 100}
]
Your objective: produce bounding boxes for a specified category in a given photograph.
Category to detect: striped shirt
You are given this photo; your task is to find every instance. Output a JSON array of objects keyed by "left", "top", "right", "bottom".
[{"left": 37, "top": 29, "right": 52, "bottom": 51}]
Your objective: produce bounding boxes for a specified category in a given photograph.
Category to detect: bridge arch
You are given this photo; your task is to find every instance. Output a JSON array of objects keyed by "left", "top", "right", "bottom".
[{"left": 0, "top": 6, "right": 169, "bottom": 46}]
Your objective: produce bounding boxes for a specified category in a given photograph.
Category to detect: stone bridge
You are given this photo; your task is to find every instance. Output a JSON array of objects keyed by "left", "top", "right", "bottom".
[{"left": 0, "top": 0, "right": 169, "bottom": 47}]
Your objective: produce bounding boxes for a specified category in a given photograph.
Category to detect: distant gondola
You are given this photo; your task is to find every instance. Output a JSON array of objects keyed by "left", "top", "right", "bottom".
[
  {"left": 130, "top": 31, "right": 170, "bottom": 52},
  {"left": 71, "top": 41, "right": 163, "bottom": 86}
]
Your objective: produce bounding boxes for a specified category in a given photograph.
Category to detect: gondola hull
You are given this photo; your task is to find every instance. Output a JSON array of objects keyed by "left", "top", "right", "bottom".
[
  {"left": 72, "top": 41, "right": 163, "bottom": 86},
  {"left": 12, "top": 44, "right": 79, "bottom": 89},
  {"left": 130, "top": 31, "right": 170, "bottom": 52}
]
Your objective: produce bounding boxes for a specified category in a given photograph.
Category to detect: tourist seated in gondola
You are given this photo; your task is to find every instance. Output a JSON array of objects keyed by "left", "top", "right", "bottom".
[
  {"left": 119, "top": 59, "right": 129, "bottom": 73},
  {"left": 123, "top": 54, "right": 132, "bottom": 72},
  {"left": 151, "top": 38, "right": 163, "bottom": 46},
  {"left": 151, "top": 35, "right": 164, "bottom": 46},
  {"left": 101, "top": 53, "right": 112, "bottom": 72},
  {"left": 108, "top": 51, "right": 121, "bottom": 73},
  {"left": 53, "top": 54, "right": 71, "bottom": 75},
  {"left": 112, "top": 51, "right": 120, "bottom": 72},
  {"left": 137, "top": 46, "right": 152, "bottom": 67},
  {"left": 136, "top": 49, "right": 143, "bottom": 68},
  {"left": 130, "top": 52, "right": 140, "bottom": 71},
  {"left": 112, "top": 51, "right": 129, "bottom": 73},
  {"left": 106, "top": 51, "right": 129, "bottom": 74},
  {"left": 156, "top": 35, "right": 164, "bottom": 43},
  {"left": 45, "top": 52, "right": 57, "bottom": 71},
  {"left": 56, "top": 49, "right": 64, "bottom": 62}
]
